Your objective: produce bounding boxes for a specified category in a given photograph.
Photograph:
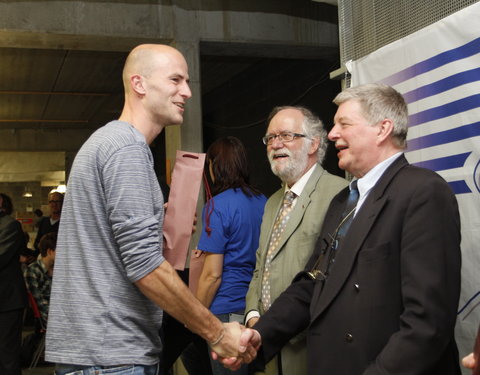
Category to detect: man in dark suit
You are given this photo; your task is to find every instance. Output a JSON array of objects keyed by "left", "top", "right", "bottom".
[
  {"left": 223, "top": 83, "right": 462, "bottom": 374},
  {"left": 0, "top": 193, "right": 28, "bottom": 375},
  {"left": 34, "top": 191, "right": 63, "bottom": 253}
]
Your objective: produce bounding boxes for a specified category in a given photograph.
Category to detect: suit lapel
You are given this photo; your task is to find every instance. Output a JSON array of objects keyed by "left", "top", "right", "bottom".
[
  {"left": 261, "top": 193, "right": 283, "bottom": 250},
  {"left": 269, "top": 165, "right": 324, "bottom": 261},
  {"left": 310, "top": 155, "right": 409, "bottom": 322}
]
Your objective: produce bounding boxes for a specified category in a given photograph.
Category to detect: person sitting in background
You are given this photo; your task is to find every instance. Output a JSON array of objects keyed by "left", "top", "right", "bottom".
[
  {"left": 194, "top": 136, "right": 267, "bottom": 375},
  {"left": 33, "top": 192, "right": 63, "bottom": 253},
  {"left": 25, "top": 232, "right": 57, "bottom": 326}
]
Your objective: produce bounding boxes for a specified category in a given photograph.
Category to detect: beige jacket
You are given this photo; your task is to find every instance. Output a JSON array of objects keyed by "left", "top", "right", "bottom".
[{"left": 246, "top": 164, "right": 348, "bottom": 375}]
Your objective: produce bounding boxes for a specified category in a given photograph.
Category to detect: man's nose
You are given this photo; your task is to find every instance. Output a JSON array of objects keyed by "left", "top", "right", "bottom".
[
  {"left": 270, "top": 136, "right": 285, "bottom": 148},
  {"left": 181, "top": 82, "right": 192, "bottom": 99},
  {"left": 328, "top": 125, "right": 339, "bottom": 141}
]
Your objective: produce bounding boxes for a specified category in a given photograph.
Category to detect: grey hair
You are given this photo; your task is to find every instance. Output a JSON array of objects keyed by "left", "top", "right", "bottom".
[
  {"left": 333, "top": 83, "right": 408, "bottom": 149},
  {"left": 267, "top": 105, "right": 328, "bottom": 164}
]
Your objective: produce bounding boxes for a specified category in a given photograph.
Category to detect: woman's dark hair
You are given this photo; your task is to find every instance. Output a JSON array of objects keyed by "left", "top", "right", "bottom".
[
  {"left": 0, "top": 193, "right": 14, "bottom": 215},
  {"left": 206, "top": 136, "right": 261, "bottom": 197}
]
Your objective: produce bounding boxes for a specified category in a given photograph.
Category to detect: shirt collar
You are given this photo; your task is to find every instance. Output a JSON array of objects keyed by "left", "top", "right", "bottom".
[
  {"left": 285, "top": 163, "right": 318, "bottom": 197},
  {"left": 35, "top": 257, "right": 47, "bottom": 273},
  {"left": 356, "top": 152, "right": 403, "bottom": 200}
]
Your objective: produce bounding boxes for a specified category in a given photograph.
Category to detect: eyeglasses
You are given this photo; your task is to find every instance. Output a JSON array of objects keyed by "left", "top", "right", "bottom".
[
  {"left": 49, "top": 200, "right": 62, "bottom": 204},
  {"left": 262, "top": 132, "right": 307, "bottom": 145}
]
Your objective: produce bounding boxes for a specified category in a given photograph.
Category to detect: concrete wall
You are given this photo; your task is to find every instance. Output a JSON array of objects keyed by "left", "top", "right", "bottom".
[{"left": 0, "top": 0, "right": 338, "bottom": 157}]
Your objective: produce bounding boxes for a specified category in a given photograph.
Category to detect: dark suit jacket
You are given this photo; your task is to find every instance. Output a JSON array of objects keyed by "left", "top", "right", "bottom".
[
  {"left": 255, "top": 155, "right": 462, "bottom": 375},
  {"left": 0, "top": 212, "right": 28, "bottom": 312},
  {"left": 34, "top": 216, "right": 59, "bottom": 252}
]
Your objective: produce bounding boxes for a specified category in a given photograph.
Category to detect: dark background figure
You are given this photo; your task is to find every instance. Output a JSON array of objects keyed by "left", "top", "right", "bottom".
[
  {"left": 19, "top": 231, "right": 37, "bottom": 272},
  {"left": 33, "top": 191, "right": 63, "bottom": 254},
  {"left": 26, "top": 231, "right": 57, "bottom": 326},
  {"left": 33, "top": 208, "right": 44, "bottom": 229},
  {"left": 0, "top": 193, "right": 28, "bottom": 375}
]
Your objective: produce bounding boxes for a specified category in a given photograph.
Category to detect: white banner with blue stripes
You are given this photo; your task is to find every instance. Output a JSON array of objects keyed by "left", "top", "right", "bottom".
[{"left": 349, "top": 2, "right": 480, "bottom": 363}]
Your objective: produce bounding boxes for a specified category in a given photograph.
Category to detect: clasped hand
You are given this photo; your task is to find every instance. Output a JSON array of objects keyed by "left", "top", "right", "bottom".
[{"left": 210, "top": 322, "right": 262, "bottom": 371}]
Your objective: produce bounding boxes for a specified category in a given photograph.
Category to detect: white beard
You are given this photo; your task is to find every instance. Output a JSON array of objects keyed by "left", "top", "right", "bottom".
[{"left": 268, "top": 141, "right": 310, "bottom": 185}]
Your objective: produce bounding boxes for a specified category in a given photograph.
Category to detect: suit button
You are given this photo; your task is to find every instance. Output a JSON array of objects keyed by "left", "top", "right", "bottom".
[
  {"left": 345, "top": 333, "right": 354, "bottom": 342},
  {"left": 354, "top": 283, "right": 360, "bottom": 291}
]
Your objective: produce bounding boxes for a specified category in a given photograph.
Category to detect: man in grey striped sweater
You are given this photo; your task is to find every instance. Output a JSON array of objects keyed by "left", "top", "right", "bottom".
[{"left": 46, "top": 44, "right": 250, "bottom": 375}]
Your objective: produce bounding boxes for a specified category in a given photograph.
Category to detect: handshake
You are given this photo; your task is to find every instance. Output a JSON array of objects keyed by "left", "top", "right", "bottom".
[{"left": 209, "top": 322, "right": 262, "bottom": 371}]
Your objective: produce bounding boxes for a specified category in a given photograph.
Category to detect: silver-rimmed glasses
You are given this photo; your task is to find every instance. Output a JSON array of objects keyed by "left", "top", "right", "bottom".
[{"left": 262, "top": 132, "right": 307, "bottom": 145}]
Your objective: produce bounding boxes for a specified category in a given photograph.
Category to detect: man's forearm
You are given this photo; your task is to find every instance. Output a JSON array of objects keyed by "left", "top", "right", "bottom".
[
  {"left": 136, "top": 260, "right": 245, "bottom": 359},
  {"left": 135, "top": 259, "right": 222, "bottom": 343}
]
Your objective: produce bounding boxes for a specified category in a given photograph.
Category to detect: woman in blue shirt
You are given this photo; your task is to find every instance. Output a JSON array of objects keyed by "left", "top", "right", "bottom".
[{"left": 196, "top": 136, "right": 266, "bottom": 375}]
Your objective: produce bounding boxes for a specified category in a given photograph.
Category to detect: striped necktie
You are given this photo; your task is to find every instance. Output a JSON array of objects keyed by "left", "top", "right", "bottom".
[
  {"left": 261, "top": 190, "right": 296, "bottom": 311},
  {"left": 336, "top": 180, "right": 359, "bottom": 241}
]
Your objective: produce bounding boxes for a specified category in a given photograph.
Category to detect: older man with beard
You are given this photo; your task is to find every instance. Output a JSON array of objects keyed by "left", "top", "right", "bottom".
[{"left": 244, "top": 106, "right": 347, "bottom": 375}]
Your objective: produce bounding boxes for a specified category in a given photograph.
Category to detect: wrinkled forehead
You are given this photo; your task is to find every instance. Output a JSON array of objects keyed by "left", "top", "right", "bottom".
[{"left": 334, "top": 99, "right": 368, "bottom": 123}]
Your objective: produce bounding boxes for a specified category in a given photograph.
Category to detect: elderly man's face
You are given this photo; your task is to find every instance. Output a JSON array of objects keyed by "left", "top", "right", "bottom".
[
  {"left": 266, "top": 109, "right": 314, "bottom": 186},
  {"left": 329, "top": 99, "right": 382, "bottom": 178}
]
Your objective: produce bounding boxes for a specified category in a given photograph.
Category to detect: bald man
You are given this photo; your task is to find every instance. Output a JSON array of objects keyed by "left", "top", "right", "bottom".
[{"left": 46, "top": 44, "right": 247, "bottom": 375}]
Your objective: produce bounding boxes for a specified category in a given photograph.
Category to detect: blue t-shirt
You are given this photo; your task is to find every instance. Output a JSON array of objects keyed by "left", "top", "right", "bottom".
[{"left": 198, "top": 188, "right": 266, "bottom": 315}]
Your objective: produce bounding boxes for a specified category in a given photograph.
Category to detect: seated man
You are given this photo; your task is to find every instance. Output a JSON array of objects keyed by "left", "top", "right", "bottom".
[{"left": 25, "top": 232, "right": 57, "bottom": 326}]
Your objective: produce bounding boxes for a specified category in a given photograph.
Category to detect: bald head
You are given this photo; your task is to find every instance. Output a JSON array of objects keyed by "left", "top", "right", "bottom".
[
  {"left": 119, "top": 44, "right": 191, "bottom": 142},
  {"left": 122, "top": 44, "right": 187, "bottom": 94}
]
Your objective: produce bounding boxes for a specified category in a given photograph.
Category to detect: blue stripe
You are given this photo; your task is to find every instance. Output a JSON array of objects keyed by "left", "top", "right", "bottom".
[
  {"left": 447, "top": 180, "right": 472, "bottom": 194},
  {"left": 409, "top": 94, "right": 480, "bottom": 127},
  {"left": 411, "top": 152, "right": 470, "bottom": 172},
  {"left": 382, "top": 37, "right": 480, "bottom": 86},
  {"left": 458, "top": 291, "right": 480, "bottom": 315},
  {"left": 403, "top": 68, "right": 480, "bottom": 104},
  {"left": 407, "top": 122, "right": 480, "bottom": 151}
]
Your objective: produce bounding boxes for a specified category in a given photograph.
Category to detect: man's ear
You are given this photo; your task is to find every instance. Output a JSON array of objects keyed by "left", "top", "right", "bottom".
[
  {"left": 131, "top": 74, "right": 146, "bottom": 96},
  {"left": 376, "top": 119, "right": 394, "bottom": 144},
  {"left": 308, "top": 136, "right": 320, "bottom": 155}
]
